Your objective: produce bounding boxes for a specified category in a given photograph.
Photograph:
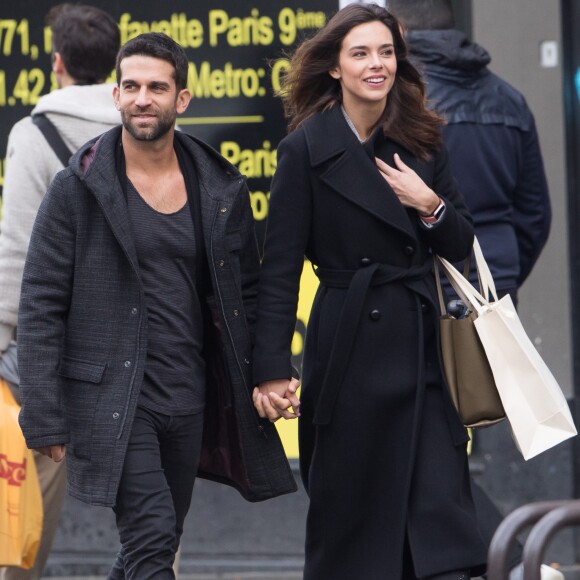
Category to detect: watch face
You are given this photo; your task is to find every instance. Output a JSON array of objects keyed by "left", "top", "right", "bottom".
[{"left": 434, "top": 201, "right": 446, "bottom": 219}]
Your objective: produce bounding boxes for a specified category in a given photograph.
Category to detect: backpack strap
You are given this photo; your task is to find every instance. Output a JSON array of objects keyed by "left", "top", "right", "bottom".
[{"left": 32, "top": 113, "right": 73, "bottom": 167}]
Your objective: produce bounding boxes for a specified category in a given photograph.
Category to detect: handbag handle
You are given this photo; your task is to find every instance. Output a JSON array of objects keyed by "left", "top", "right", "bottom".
[
  {"left": 434, "top": 236, "right": 498, "bottom": 315},
  {"left": 435, "top": 257, "right": 477, "bottom": 314},
  {"left": 434, "top": 256, "right": 462, "bottom": 314},
  {"left": 434, "top": 245, "right": 472, "bottom": 313},
  {"left": 438, "top": 255, "right": 490, "bottom": 316}
]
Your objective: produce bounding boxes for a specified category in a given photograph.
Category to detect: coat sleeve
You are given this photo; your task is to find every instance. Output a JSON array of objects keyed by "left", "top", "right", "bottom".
[
  {"left": 418, "top": 146, "right": 475, "bottom": 262},
  {"left": 17, "top": 173, "right": 75, "bottom": 450},
  {"left": 234, "top": 182, "right": 261, "bottom": 345},
  {"left": 512, "top": 116, "right": 551, "bottom": 286},
  {"left": 252, "top": 132, "right": 312, "bottom": 385}
]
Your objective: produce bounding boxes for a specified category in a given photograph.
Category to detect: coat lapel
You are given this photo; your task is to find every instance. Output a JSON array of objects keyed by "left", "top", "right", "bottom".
[
  {"left": 175, "top": 131, "right": 246, "bottom": 246},
  {"left": 72, "top": 127, "right": 141, "bottom": 276},
  {"left": 98, "top": 182, "right": 141, "bottom": 275},
  {"left": 303, "top": 106, "right": 417, "bottom": 242}
]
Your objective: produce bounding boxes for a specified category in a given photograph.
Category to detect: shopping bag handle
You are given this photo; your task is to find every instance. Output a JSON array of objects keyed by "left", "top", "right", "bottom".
[{"left": 473, "top": 237, "right": 498, "bottom": 302}]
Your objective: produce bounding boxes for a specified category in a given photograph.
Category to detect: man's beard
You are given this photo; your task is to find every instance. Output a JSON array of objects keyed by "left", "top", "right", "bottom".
[{"left": 121, "top": 108, "right": 175, "bottom": 142}]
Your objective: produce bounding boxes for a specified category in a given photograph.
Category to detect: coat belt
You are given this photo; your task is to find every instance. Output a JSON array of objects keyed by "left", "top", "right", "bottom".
[{"left": 312, "top": 261, "right": 432, "bottom": 425}]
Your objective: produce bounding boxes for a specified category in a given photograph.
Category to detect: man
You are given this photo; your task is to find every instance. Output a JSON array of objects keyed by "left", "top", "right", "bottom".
[
  {"left": 17, "top": 32, "right": 295, "bottom": 580},
  {"left": 388, "top": 0, "right": 551, "bottom": 306},
  {"left": 388, "top": 2, "right": 558, "bottom": 579},
  {"left": 0, "top": 5, "right": 120, "bottom": 579}
]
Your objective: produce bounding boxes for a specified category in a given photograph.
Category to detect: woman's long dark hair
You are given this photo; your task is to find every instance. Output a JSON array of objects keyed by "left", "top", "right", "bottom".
[{"left": 279, "top": 3, "right": 444, "bottom": 159}]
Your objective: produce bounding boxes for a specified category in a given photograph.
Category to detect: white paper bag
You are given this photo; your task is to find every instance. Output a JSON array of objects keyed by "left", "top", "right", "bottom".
[{"left": 439, "top": 245, "right": 577, "bottom": 460}]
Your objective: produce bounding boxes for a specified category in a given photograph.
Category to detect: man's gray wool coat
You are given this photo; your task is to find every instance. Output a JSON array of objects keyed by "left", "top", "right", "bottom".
[{"left": 17, "top": 126, "right": 296, "bottom": 507}]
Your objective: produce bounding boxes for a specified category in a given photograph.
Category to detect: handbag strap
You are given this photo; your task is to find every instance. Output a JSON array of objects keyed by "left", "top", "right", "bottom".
[
  {"left": 434, "top": 255, "right": 475, "bottom": 314},
  {"left": 435, "top": 236, "right": 498, "bottom": 315},
  {"left": 433, "top": 256, "right": 448, "bottom": 314},
  {"left": 434, "top": 247, "right": 471, "bottom": 315},
  {"left": 438, "top": 255, "right": 490, "bottom": 315}
]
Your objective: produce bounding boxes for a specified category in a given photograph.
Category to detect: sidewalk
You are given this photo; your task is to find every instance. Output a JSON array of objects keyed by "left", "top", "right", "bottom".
[
  {"left": 47, "top": 572, "right": 302, "bottom": 580},
  {"left": 47, "top": 568, "right": 580, "bottom": 579}
]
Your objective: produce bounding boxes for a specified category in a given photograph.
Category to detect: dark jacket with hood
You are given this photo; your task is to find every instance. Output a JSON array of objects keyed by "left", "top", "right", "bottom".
[
  {"left": 17, "top": 126, "right": 296, "bottom": 507},
  {"left": 407, "top": 29, "right": 551, "bottom": 292}
]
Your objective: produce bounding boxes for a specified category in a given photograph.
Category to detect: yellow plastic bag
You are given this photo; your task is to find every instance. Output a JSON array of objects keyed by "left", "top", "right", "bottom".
[{"left": 0, "top": 378, "right": 43, "bottom": 568}]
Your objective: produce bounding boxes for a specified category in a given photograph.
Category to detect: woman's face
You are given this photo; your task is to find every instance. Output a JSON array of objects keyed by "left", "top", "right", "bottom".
[{"left": 330, "top": 20, "right": 397, "bottom": 114}]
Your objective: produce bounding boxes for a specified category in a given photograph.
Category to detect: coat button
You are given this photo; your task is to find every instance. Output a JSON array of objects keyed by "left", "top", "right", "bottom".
[
  {"left": 369, "top": 309, "right": 381, "bottom": 321},
  {"left": 124, "top": 360, "right": 131, "bottom": 368},
  {"left": 360, "top": 257, "right": 371, "bottom": 266},
  {"left": 112, "top": 412, "right": 120, "bottom": 419},
  {"left": 233, "top": 309, "right": 240, "bottom": 316},
  {"left": 130, "top": 307, "right": 138, "bottom": 315},
  {"left": 220, "top": 207, "right": 228, "bottom": 213},
  {"left": 218, "top": 259, "right": 225, "bottom": 267},
  {"left": 421, "top": 302, "right": 430, "bottom": 313},
  {"left": 404, "top": 245, "right": 415, "bottom": 255},
  {"left": 244, "top": 358, "right": 250, "bottom": 365}
]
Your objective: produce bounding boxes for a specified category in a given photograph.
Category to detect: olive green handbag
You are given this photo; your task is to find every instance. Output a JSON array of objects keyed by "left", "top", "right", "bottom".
[{"left": 434, "top": 239, "right": 506, "bottom": 428}]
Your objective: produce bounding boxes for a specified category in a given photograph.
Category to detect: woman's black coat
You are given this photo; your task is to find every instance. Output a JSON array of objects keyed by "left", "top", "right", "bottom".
[{"left": 253, "top": 106, "right": 487, "bottom": 579}]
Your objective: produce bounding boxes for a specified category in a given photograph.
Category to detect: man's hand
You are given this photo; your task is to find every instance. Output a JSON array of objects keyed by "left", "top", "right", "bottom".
[
  {"left": 252, "top": 377, "right": 301, "bottom": 422},
  {"left": 36, "top": 445, "right": 66, "bottom": 462}
]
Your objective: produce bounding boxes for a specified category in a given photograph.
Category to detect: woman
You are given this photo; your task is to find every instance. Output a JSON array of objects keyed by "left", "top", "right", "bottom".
[{"left": 252, "top": 4, "right": 487, "bottom": 579}]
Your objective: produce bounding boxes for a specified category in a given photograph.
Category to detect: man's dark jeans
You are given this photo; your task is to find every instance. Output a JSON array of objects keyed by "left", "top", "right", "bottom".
[{"left": 108, "top": 406, "right": 204, "bottom": 580}]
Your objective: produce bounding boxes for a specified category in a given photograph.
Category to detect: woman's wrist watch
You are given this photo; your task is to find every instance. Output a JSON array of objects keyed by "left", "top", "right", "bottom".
[{"left": 420, "top": 198, "right": 446, "bottom": 227}]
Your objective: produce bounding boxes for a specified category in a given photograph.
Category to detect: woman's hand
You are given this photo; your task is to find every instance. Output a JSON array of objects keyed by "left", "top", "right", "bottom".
[
  {"left": 375, "top": 153, "right": 440, "bottom": 216},
  {"left": 252, "top": 378, "right": 301, "bottom": 422}
]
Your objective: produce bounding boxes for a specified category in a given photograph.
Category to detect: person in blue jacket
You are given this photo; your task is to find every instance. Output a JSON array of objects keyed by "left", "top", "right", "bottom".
[
  {"left": 388, "top": 2, "right": 559, "bottom": 579},
  {"left": 389, "top": 0, "right": 551, "bottom": 306}
]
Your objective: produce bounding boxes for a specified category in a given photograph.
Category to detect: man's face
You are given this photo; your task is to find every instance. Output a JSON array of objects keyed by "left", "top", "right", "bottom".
[{"left": 113, "top": 55, "right": 190, "bottom": 142}]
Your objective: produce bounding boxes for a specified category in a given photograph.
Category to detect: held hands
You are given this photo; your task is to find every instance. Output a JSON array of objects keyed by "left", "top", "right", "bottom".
[
  {"left": 375, "top": 153, "right": 440, "bottom": 216},
  {"left": 252, "top": 377, "right": 301, "bottom": 422},
  {"left": 36, "top": 445, "right": 66, "bottom": 462}
]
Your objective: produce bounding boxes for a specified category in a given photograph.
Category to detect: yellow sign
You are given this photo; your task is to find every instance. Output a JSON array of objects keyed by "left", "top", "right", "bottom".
[{"left": 275, "top": 259, "right": 319, "bottom": 458}]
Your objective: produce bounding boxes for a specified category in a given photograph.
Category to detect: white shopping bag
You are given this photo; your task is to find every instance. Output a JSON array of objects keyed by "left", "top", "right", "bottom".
[{"left": 439, "top": 242, "right": 576, "bottom": 460}]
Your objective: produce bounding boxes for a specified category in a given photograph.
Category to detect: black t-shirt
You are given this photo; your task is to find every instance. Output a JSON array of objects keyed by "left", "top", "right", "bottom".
[{"left": 127, "top": 180, "right": 206, "bottom": 415}]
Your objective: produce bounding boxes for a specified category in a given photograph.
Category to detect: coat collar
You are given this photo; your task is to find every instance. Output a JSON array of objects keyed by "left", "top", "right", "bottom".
[
  {"left": 302, "top": 106, "right": 417, "bottom": 241},
  {"left": 70, "top": 127, "right": 140, "bottom": 274},
  {"left": 72, "top": 127, "right": 243, "bottom": 200},
  {"left": 69, "top": 127, "right": 245, "bottom": 273}
]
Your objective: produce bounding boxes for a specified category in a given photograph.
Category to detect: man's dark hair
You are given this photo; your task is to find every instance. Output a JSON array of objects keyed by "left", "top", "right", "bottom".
[
  {"left": 387, "top": 0, "right": 455, "bottom": 30},
  {"left": 116, "top": 33, "right": 189, "bottom": 91},
  {"left": 47, "top": 3, "right": 120, "bottom": 85}
]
